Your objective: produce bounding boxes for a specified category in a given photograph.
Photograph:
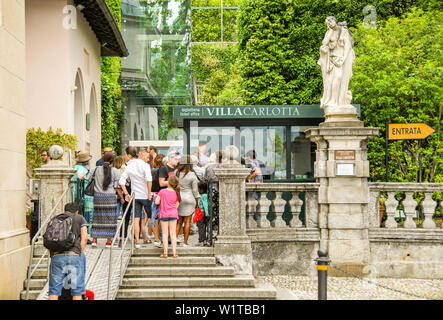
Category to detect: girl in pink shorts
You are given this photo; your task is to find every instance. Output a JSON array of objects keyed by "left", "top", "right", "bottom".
[{"left": 155, "top": 176, "right": 180, "bottom": 258}]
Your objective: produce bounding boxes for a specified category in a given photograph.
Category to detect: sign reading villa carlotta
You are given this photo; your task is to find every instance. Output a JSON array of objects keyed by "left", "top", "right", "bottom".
[{"left": 174, "top": 105, "right": 359, "bottom": 119}]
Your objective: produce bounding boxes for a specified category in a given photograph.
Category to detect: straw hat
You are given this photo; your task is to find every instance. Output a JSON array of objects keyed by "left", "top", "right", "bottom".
[{"left": 75, "top": 151, "right": 92, "bottom": 163}]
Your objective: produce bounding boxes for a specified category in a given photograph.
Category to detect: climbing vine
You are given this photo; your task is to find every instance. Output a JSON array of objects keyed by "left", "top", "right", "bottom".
[
  {"left": 26, "top": 127, "right": 77, "bottom": 174},
  {"left": 101, "top": 0, "right": 124, "bottom": 152}
]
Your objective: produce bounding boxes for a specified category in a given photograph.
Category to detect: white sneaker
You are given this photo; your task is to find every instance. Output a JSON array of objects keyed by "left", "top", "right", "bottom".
[
  {"left": 177, "top": 237, "right": 183, "bottom": 243},
  {"left": 154, "top": 241, "right": 162, "bottom": 248},
  {"left": 182, "top": 243, "right": 189, "bottom": 247},
  {"left": 135, "top": 243, "right": 141, "bottom": 249}
]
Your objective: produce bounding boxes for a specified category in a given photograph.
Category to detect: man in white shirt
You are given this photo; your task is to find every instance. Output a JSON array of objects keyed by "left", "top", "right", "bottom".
[{"left": 119, "top": 146, "right": 152, "bottom": 248}]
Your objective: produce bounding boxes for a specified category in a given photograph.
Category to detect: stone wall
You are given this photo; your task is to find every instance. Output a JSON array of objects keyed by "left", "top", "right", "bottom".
[
  {"left": 243, "top": 182, "right": 443, "bottom": 279},
  {"left": 248, "top": 229, "right": 319, "bottom": 277}
]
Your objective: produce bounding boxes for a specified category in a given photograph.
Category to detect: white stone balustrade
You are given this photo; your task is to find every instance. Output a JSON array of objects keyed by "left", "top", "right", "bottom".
[
  {"left": 369, "top": 183, "right": 442, "bottom": 229},
  {"left": 245, "top": 183, "right": 319, "bottom": 229}
]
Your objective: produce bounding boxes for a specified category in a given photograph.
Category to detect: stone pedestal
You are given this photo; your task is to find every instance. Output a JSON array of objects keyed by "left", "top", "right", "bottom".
[
  {"left": 33, "top": 149, "right": 76, "bottom": 256},
  {"left": 306, "top": 121, "right": 379, "bottom": 272},
  {"left": 213, "top": 162, "right": 253, "bottom": 275},
  {"left": 34, "top": 161, "right": 76, "bottom": 226}
]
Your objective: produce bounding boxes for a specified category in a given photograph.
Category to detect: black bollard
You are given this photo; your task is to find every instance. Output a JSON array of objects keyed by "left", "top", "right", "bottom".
[{"left": 316, "top": 249, "right": 330, "bottom": 300}]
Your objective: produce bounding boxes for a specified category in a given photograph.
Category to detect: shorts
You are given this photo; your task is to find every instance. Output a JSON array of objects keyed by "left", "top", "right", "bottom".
[
  {"left": 159, "top": 217, "right": 177, "bottom": 222},
  {"left": 48, "top": 254, "right": 85, "bottom": 296},
  {"left": 135, "top": 199, "right": 152, "bottom": 219}
]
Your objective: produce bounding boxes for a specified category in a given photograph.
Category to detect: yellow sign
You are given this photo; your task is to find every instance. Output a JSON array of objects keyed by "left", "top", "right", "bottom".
[{"left": 388, "top": 123, "right": 435, "bottom": 140}]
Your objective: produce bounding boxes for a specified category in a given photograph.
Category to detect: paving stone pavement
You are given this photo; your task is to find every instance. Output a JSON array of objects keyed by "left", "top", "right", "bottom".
[{"left": 257, "top": 275, "right": 443, "bottom": 300}]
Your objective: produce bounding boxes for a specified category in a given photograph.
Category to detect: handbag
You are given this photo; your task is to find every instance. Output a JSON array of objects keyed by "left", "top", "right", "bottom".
[
  {"left": 193, "top": 205, "right": 204, "bottom": 224},
  {"left": 84, "top": 168, "right": 96, "bottom": 196}
]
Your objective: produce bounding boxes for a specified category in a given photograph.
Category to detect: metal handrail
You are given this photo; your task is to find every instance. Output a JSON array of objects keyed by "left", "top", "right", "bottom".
[
  {"left": 25, "top": 187, "right": 71, "bottom": 300},
  {"left": 107, "top": 193, "right": 135, "bottom": 300}
]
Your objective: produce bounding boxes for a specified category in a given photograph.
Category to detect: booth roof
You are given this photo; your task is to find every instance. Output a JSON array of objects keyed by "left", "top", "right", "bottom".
[{"left": 74, "top": 0, "right": 129, "bottom": 57}]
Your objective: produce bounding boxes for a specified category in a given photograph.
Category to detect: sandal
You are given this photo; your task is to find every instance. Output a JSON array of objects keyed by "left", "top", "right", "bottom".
[
  {"left": 144, "top": 239, "right": 152, "bottom": 244},
  {"left": 173, "top": 254, "right": 179, "bottom": 258},
  {"left": 160, "top": 253, "right": 168, "bottom": 258}
]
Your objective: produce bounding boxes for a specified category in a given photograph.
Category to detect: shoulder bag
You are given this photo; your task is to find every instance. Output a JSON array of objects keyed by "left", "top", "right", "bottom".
[{"left": 84, "top": 168, "right": 97, "bottom": 196}]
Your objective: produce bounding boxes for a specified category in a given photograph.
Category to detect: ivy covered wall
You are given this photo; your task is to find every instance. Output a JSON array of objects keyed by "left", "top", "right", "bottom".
[{"left": 101, "top": 0, "right": 124, "bottom": 153}]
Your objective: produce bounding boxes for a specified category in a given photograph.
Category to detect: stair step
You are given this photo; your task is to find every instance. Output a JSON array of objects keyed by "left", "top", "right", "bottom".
[
  {"left": 26, "top": 268, "right": 49, "bottom": 279},
  {"left": 32, "top": 257, "right": 49, "bottom": 265},
  {"left": 121, "top": 276, "right": 255, "bottom": 288},
  {"left": 125, "top": 266, "right": 235, "bottom": 278},
  {"left": 129, "top": 256, "right": 216, "bottom": 267},
  {"left": 29, "top": 264, "right": 49, "bottom": 269},
  {"left": 20, "top": 290, "right": 40, "bottom": 300},
  {"left": 116, "top": 283, "right": 277, "bottom": 300},
  {"left": 133, "top": 247, "right": 214, "bottom": 257},
  {"left": 24, "top": 279, "right": 47, "bottom": 290}
]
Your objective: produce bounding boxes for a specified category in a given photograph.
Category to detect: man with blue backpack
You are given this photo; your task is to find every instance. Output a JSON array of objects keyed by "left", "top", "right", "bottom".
[{"left": 44, "top": 202, "right": 88, "bottom": 300}]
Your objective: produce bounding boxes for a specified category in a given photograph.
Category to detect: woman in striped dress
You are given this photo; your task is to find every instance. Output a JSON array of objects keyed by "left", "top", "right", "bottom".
[{"left": 86, "top": 151, "right": 120, "bottom": 248}]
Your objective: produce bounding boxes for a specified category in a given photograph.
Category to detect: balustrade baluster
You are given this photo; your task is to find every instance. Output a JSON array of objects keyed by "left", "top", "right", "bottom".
[
  {"left": 246, "top": 191, "right": 258, "bottom": 229},
  {"left": 305, "top": 191, "right": 319, "bottom": 228},
  {"left": 384, "top": 191, "right": 398, "bottom": 228},
  {"left": 257, "top": 192, "right": 271, "bottom": 228},
  {"left": 421, "top": 192, "right": 437, "bottom": 229},
  {"left": 271, "top": 191, "right": 287, "bottom": 228},
  {"left": 289, "top": 191, "right": 303, "bottom": 228},
  {"left": 403, "top": 192, "right": 417, "bottom": 229}
]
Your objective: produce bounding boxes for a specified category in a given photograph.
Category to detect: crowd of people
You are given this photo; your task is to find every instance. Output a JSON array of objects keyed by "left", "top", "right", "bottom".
[
  {"left": 46, "top": 144, "right": 263, "bottom": 300},
  {"left": 71, "top": 144, "right": 265, "bottom": 257}
]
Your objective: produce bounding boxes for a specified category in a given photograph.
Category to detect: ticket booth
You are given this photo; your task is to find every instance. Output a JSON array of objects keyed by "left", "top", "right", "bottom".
[{"left": 174, "top": 105, "right": 360, "bottom": 182}]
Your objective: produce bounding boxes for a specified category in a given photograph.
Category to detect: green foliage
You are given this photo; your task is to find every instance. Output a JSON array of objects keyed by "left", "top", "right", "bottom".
[
  {"left": 101, "top": 56, "right": 123, "bottom": 152},
  {"left": 106, "top": 0, "right": 121, "bottom": 27},
  {"left": 26, "top": 128, "right": 77, "bottom": 173},
  {"left": 237, "top": 0, "right": 440, "bottom": 105},
  {"left": 191, "top": 0, "right": 239, "bottom": 42},
  {"left": 101, "top": 0, "right": 123, "bottom": 152},
  {"left": 352, "top": 8, "right": 442, "bottom": 183},
  {"left": 192, "top": 43, "right": 245, "bottom": 105}
]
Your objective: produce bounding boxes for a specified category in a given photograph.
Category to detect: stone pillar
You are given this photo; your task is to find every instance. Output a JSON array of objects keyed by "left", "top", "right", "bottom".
[
  {"left": 213, "top": 161, "right": 252, "bottom": 275},
  {"left": 306, "top": 120, "right": 379, "bottom": 275},
  {"left": 0, "top": 0, "right": 29, "bottom": 299},
  {"left": 34, "top": 145, "right": 76, "bottom": 232}
]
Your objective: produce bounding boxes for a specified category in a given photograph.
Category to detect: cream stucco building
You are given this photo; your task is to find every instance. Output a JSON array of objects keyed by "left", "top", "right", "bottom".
[
  {"left": 26, "top": 0, "right": 128, "bottom": 164},
  {"left": 0, "top": 0, "right": 127, "bottom": 299}
]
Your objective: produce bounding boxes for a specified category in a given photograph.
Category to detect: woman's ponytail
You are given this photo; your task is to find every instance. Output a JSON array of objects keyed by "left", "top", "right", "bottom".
[
  {"left": 168, "top": 176, "right": 181, "bottom": 202},
  {"left": 102, "top": 151, "right": 114, "bottom": 190}
]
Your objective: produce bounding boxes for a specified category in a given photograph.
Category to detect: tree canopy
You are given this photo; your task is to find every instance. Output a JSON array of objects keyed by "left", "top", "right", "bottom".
[
  {"left": 237, "top": 0, "right": 440, "bottom": 105},
  {"left": 351, "top": 8, "right": 442, "bottom": 182}
]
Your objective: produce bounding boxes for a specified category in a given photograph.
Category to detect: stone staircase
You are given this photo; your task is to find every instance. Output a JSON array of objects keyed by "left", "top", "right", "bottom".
[
  {"left": 20, "top": 253, "right": 48, "bottom": 300},
  {"left": 116, "top": 247, "right": 277, "bottom": 300}
]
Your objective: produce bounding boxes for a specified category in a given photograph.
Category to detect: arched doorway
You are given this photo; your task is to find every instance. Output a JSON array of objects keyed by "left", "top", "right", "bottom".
[
  {"left": 74, "top": 70, "right": 85, "bottom": 150},
  {"left": 89, "top": 84, "right": 99, "bottom": 161}
]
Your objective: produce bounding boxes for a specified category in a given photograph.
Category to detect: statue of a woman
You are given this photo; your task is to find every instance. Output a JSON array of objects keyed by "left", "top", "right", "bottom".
[{"left": 318, "top": 17, "right": 356, "bottom": 114}]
